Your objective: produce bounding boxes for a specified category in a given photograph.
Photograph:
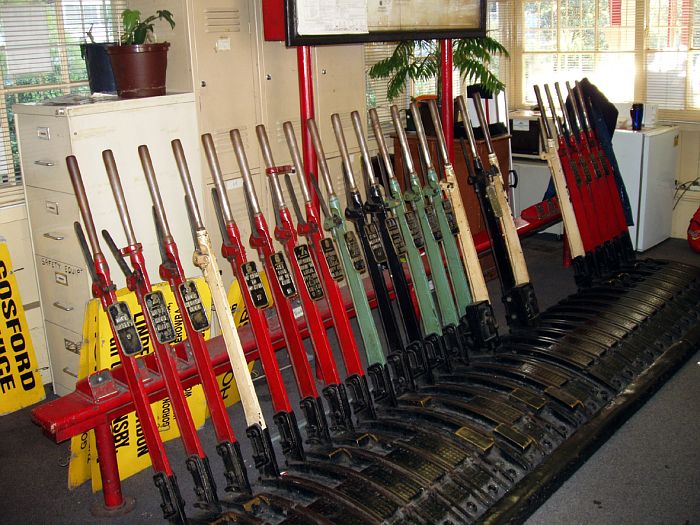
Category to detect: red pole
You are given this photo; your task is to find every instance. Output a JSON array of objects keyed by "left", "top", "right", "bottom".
[
  {"left": 440, "top": 40, "right": 454, "bottom": 163},
  {"left": 297, "top": 46, "right": 319, "bottom": 212},
  {"left": 94, "top": 421, "right": 124, "bottom": 509}
]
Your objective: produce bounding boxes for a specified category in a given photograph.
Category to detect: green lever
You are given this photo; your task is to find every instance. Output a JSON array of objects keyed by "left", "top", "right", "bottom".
[
  {"left": 369, "top": 108, "right": 443, "bottom": 338},
  {"left": 308, "top": 119, "right": 386, "bottom": 368},
  {"left": 410, "top": 102, "right": 473, "bottom": 314},
  {"left": 391, "top": 106, "right": 460, "bottom": 328}
]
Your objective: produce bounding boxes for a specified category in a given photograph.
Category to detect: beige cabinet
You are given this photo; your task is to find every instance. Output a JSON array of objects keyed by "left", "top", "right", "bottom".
[
  {"left": 127, "top": 0, "right": 369, "bottom": 279},
  {"left": 15, "top": 93, "right": 202, "bottom": 395}
]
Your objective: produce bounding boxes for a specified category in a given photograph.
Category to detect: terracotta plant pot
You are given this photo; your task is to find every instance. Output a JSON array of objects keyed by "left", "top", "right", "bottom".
[{"left": 107, "top": 43, "right": 170, "bottom": 98}]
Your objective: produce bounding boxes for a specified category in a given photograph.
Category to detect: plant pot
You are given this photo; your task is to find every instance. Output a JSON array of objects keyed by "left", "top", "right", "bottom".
[
  {"left": 106, "top": 43, "right": 170, "bottom": 98},
  {"left": 80, "top": 43, "right": 117, "bottom": 94}
]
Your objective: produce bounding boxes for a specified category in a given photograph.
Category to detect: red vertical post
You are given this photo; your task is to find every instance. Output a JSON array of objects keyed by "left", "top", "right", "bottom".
[
  {"left": 94, "top": 421, "right": 124, "bottom": 509},
  {"left": 297, "top": 45, "right": 319, "bottom": 212},
  {"left": 440, "top": 39, "right": 454, "bottom": 163}
]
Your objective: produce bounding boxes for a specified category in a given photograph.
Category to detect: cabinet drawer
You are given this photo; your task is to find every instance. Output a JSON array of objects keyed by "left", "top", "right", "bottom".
[
  {"left": 17, "top": 114, "right": 72, "bottom": 194},
  {"left": 26, "top": 186, "right": 83, "bottom": 267},
  {"left": 35, "top": 255, "right": 89, "bottom": 333},
  {"left": 45, "top": 321, "right": 82, "bottom": 396}
]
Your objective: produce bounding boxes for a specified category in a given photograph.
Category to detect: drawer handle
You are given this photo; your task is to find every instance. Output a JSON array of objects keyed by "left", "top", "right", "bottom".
[
  {"left": 53, "top": 301, "right": 74, "bottom": 312},
  {"left": 34, "top": 160, "right": 55, "bottom": 167},
  {"left": 43, "top": 233, "right": 64, "bottom": 241},
  {"left": 62, "top": 367, "right": 78, "bottom": 378}
]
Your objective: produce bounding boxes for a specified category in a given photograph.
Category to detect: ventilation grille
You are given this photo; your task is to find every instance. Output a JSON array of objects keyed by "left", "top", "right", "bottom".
[{"left": 204, "top": 8, "right": 240, "bottom": 33}]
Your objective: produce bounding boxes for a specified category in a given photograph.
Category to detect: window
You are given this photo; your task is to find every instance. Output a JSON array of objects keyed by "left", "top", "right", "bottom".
[
  {"left": 511, "top": 0, "right": 699, "bottom": 120},
  {"left": 520, "top": 0, "right": 638, "bottom": 105},
  {"left": 0, "top": 1, "right": 125, "bottom": 204}
]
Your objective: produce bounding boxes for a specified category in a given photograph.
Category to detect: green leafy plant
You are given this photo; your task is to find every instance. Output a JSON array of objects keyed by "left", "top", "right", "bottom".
[
  {"left": 119, "top": 9, "right": 175, "bottom": 45},
  {"left": 368, "top": 37, "right": 508, "bottom": 101}
]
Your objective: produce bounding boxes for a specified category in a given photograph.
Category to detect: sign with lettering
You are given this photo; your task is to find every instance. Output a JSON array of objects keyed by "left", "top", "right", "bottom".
[
  {"left": 320, "top": 238, "right": 345, "bottom": 282},
  {"left": 293, "top": 244, "right": 324, "bottom": 301},
  {"left": 0, "top": 242, "right": 44, "bottom": 415},
  {"left": 270, "top": 253, "right": 296, "bottom": 298}
]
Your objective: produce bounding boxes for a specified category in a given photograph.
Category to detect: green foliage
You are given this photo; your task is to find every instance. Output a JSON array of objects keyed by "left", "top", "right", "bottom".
[
  {"left": 368, "top": 37, "right": 509, "bottom": 101},
  {"left": 120, "top": 9, "right": 175, "bottom": 45}
]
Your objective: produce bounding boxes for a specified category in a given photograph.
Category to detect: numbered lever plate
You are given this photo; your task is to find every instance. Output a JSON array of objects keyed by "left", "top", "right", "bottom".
[
  {"left": 293, "top": 244, "right": 324, "bottom": 301},
  {"left": 241, "top": 262, "right": 271, "bottom": 309},
  {"left": 178, "top": 280, "right": 210, "bottom": 332},
  {"left": 321, "top": 238, "right": 345, "bottom": 282},
  {"left": 144, "top": 290, "right": 177, "bottom": 344},
  {"left": 271, "top": 252, "right": 297, "bottom": 298},
  {"left": 107, "top": 302, "right": 143, "bottom": 356}
]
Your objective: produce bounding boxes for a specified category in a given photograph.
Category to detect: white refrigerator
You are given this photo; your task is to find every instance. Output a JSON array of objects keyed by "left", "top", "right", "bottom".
[{"left": 611, "top": 126, "right": 680, "bottom": 251}]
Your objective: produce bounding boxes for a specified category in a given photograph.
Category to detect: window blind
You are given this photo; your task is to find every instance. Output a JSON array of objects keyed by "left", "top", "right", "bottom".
[
  {"left": 503, "top": 0, "right": 699, "bottom": 121},
  {"left": 0, "top": 0, "right": 125, "bottom": 204}
]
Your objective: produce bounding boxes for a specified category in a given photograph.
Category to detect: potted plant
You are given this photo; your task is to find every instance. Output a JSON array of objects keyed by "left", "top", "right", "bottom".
[
  {"left": 368, "top": 37, "right": 508, "bottom": 102},
  {"left": 368, "top": 37, "right": 508, "bottom": 133},
  {"left": 107, "top": 9, "right": 175, "bottom": 98}
]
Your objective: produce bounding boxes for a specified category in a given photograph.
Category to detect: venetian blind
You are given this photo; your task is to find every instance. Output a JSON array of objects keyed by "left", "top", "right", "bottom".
[
  {"left": 502, "top": 0, "right": 699, "bottom": 121},
  {"left": 645, "top": 0, "right": 700, "bottom": 121},
  {"left": 0, "top": 0, "right": 125, "bottom": 204}
]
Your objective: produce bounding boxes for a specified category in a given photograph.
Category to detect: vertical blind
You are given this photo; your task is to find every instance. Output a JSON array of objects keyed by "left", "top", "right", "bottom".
[{"left": 0, "top": 0, "right": 125, "bottom": 202}]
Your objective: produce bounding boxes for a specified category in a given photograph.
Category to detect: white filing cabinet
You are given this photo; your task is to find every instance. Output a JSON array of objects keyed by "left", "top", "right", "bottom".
[{"left": 15, "top": 93, "right": 202, "bottom": 395}]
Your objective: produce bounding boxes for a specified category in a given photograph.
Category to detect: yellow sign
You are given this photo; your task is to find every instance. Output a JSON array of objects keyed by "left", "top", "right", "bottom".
[
  {"left": 0, "top": 242, "right": 45, "bottom": 415},
  {"left": 69, "top": 273, "right": 265, "bottom": 491}
]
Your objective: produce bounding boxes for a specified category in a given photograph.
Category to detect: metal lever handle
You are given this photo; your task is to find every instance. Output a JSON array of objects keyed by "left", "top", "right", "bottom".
[
  {"left": 368, "top": 108, "right": 396, "bottom": 181},
  {"left": 350, "top": 111, "right": 377, "bottom": 186},
  {"left": 544, "top": 84, "right": 566, "bottom": 139},
  {"left": 229, "top": 129, "right": 262, "bottom": 215},
  {"left": 172, "top": 139, "right": 204, "bottom": 231},
  {"left": 102, "top": 149, "right": 137, "bottom": 246},
  {"left": 43, "top": 232, "right": 64, "bottom": 241},
  {"left": 282, "top": 121, "right": 313, "bottom": 204},
  {"left": 139, "top": 145, "right": 173, "bottom": 242},
  {"left": 255, "top": 125, "right": 287, "bottom": 212},
  {"left": 202, "top": 133, "right": 235, "bottom": 224},
  {"left": 34, "top": 160, "right": 54, "bottom": 167},
  {"left": 533, "top": 85, "right": 554, "bottom": 142},
  {"left": 409, "top": 101, "right": 434, "bottom": 170},
  {"left": 565, "top": 81, "right": 584, "bottom": 132},
  {"left": 390, "top": 105, "right": 416, "bottom": 175},
  {"left": 455, "top": 96, "right": 480, "bottom": 161},
  {"left": 52, "top": 301, "right": 74, "bottom": 312},
  {"left": 554, "top": 82, "right": 573, "bottom": 134},
  {"left": 331, "top": 113, "right": 358, "bottom": 191},
  {"left": 66, "top": 155, "right": 102, "bottom": 257},
  {"left": 427, "top": 99, "right": 450, "bottom": 166},
  {"left": 471, "top": 92, "right": 495, "bottom": 155},
  {"left": 307, "top": 118, "right": 336, "bottom": 196}
]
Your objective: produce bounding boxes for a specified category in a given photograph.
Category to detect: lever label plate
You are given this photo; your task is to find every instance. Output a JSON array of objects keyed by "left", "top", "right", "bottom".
[
  {"left": 424, "top": 203, "right": 443, "bottom": 241},
  {"left": 144, "top": 290, "right": 177, "bottom": 343},
  {"left": 321, "top": 238, "right": 345, "bottom": 282},
  {"left": 107, "top": 301, "right": 143, "bottom": 356},
  {"left": 344, "top": 230, "right": 367, "bottom": 274},
  {"left": 241, "top": 262, "right": 271, "bottom": 308},
  {"left": 385, "top": 216, "right": 406, "bottom": 255},
  {"left": 271, "top": 252, "right": 297, "bottom": 298},
  {"left": 405, "top": 211, "right": 424, "bottom": 249},
  {"left": 364, "top": 223, "right": 387, "bottom": 263},
  {"left": 442, "top": 198, "right": 460, "bottom": 235},
  {"left": 178, "top": 280, "right": 210, "bottom": 332},
  {"left": 293, "top": 244, "right": 324, "bottom": 301}
]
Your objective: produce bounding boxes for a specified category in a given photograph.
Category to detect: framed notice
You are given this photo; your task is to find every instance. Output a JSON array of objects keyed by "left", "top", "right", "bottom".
[{"left": 284, "top": 0, "right": 486, "bottom": 46}]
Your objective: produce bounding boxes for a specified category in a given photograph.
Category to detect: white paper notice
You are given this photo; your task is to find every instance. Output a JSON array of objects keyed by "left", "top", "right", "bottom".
[{"left": 296, "top": 0, "right": 369, "bottom": 35}]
